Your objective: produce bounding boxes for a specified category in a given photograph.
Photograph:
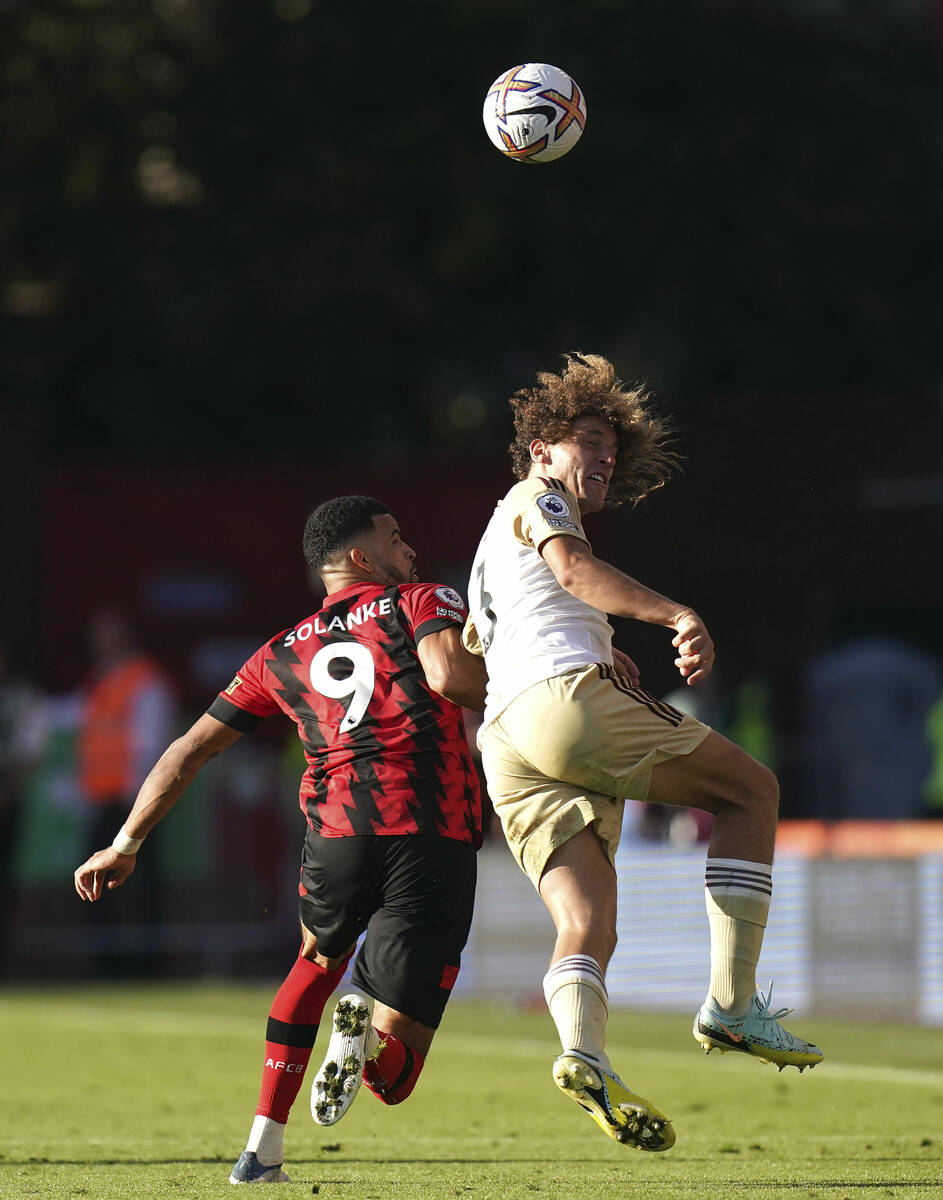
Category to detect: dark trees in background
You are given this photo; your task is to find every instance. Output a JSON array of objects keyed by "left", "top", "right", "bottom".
[
  {"left": 1, "top": 1, "right": 941, "bottom": 772},
  {"left": 2, "top": 0, "right": 940, "bottom": 460}
]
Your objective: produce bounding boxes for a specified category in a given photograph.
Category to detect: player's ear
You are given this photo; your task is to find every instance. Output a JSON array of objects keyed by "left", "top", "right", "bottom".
[
  {"left": 530, "top": 437, "right": 552, "bottom": 465},
  {"left": 349, "top": 544, "right": 371, "bottom": 573}
]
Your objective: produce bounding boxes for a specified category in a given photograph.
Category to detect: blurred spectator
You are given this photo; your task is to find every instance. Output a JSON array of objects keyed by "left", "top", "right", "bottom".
[
  {"left": 213, "top": 737, "right": 288, "bottom": 920},
  {"left": 0, "top": 642, "right": 47, "bottom": 971},
  {"left": 923, "top": 690, "right": 943, "bottom": 815},
  {"left": 803, "top": 634, "right": 940, "bottom": 819},
  {"left": 726, "top": 678, "right": 776, "bottom": 772},
  {"left": 77, "top": 609, "right": 176, "bottom": 964}
]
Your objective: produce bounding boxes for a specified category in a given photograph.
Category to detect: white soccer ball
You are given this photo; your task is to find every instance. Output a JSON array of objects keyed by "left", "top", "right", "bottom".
[{"left": 482, "top": 63, "right": 587, "bottom": 164}]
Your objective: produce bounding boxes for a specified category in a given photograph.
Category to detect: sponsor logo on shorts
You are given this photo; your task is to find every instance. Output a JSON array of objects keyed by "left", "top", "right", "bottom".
[
  {"left": 225, "top": 675, "right": 243, "bottom": 695},
  {"left": 434, "top": 585, "right": 465, "bottom": 609}
]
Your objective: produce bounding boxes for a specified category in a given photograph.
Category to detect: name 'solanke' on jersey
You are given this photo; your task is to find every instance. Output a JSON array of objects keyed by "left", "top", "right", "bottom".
[
  {"left": 282, "top": 596, "right": 394, "bottom": 645},
  {"left": 209, "top": 580, "right": 481, "bottom": 843}
]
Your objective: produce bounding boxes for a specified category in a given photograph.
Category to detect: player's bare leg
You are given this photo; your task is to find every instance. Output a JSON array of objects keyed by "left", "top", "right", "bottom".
[
  {"left": 649, "top": 730, "right": 822, "bottom": 1070},
  {"left": 648, "top": 730, "right": 778, "bottom": 865},
  {"left": 370, "top": 1004, "right": 435, "bottom": 1056},
  {"left": 538, "top": 828, "right": 674, "bottom": 1151},
  {"left": 539, "top": 826, "right": 618, "bottom": 971}
]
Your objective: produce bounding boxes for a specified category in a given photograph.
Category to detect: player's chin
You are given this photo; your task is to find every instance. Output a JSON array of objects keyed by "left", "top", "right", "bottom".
[{"left": 580, "top": 491, "right": 606, "bottom": 513}]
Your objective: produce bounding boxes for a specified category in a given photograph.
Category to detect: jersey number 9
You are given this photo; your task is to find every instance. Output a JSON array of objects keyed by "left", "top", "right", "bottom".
[{"left": 309, "top": 643, "right": 376, "bottom": 733}]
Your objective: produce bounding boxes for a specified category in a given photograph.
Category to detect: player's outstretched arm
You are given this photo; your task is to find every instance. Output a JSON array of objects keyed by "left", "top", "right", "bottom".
[
  {"left": 417, "top": 627, "right": 488, "bottom": 711},
  {"left": 541, "top": 535, "right": 715, "bottom": 685},
  {"left": 73, "top": 713, "right": 243, "bottom": 901},
  {"left": 670, "top": 609, "right": 715, "bottom": 686}
]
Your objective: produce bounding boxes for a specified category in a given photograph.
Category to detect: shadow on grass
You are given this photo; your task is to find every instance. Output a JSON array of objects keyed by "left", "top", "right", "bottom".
[
  {"left": 2, "top": 1156, "right": 603, "bottom": 1167},
  {"left": 6, "top": 1156, "right": 943, "bottom": 1189}
]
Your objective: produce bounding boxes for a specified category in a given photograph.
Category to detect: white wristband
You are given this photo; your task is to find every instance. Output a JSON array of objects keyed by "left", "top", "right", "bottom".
[{"left": 112, "top": 826, "right": 144, "bottom": 856}]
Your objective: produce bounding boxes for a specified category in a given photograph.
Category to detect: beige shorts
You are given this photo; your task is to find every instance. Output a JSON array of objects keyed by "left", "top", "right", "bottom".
[{"left": 480, "top": 664, "right": 710, "bottom": 887}]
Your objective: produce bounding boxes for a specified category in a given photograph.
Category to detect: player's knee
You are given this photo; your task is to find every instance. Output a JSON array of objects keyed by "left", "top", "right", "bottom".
[
  {"left": 559, "top": 909, "right": 616, "bottom": 957},
  {"left": 735, "top": 763, "right": 779, "bottom": 839},
  {"left": 300, "top": 933, "right": 355, "bottom": 969},
  {"left": 565, "top": 919, "right": 617, "bottom": 967},
  {"left": 298, "top": 920, "right": 322, "bottom": 960},
  {"left": 604, "top": 925, "right": 618, "bottom": 963},
  {"left": 591, "top": 914, "right": 618, "bottom": 964},
  {"left": 718, "top": 758, "right": 779, "bottom": 825},
  {"left": 749, "top": 763, "right": 780, "bottom": 826}
]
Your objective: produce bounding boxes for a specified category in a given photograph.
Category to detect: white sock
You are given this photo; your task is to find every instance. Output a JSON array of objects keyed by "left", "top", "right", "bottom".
[
  {"left": 704, "top": 857, "right": 772, "bottom": 1017},
  {"left": 245, "top": 1114, "right": 285, "bottom": 1166},
  {"left": 543, "top": 954, "right": 611, "bottom": 1070}
]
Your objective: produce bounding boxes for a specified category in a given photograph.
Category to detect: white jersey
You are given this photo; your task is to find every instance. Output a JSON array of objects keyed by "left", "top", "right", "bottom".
[{"left": 464, "top": 475, "right": 614, "bottom": 728}]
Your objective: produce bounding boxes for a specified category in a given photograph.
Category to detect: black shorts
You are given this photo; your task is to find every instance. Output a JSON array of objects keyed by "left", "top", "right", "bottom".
[{"left": 299, "top": 833, "right": 477, "bottom": 1029}]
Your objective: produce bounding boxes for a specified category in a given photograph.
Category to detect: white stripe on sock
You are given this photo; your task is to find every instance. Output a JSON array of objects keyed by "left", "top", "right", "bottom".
[
  {"left": 542, "top": 955, "right": 610, "bottom": 1068},
  {"left": 543, "top": 955, "right": 608, "bottom": 1004},
  {"left": 706, "top": 858, "right": 772, "bottom": 899}
]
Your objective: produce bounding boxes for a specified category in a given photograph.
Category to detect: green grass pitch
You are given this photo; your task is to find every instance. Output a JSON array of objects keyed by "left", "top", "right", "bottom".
[{"left": 3, "top": 983, "right": 943, "bottom": 1199}]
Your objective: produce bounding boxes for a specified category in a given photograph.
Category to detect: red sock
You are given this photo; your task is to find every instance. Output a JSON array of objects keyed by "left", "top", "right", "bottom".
[
  {"left": 255, "top": 951, "right": 351, "bottom": 1123},
  {"left": 362, "top": 1029, "right": 425, "bottom": 1105}
]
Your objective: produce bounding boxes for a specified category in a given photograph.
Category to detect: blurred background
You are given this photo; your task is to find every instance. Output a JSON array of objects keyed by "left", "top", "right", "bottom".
[{"left": 2, "top": 0, "right": 942, "bottom": 1016}]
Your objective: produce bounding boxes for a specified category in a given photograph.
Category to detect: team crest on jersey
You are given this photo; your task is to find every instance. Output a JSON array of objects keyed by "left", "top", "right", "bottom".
[
  {"left": 434, "top": 585, "right": 465, "bottom": 609},
  {"left": 225, "top": 675, "right": 243, "bottom": 695},
  {"left": 537, "top": 492, "right": 572, "bottom": 520}
]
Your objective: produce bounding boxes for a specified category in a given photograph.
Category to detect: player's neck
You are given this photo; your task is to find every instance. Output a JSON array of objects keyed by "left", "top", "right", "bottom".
[{"left": 320, "top": 569, "right": 384, "bottom": 598}]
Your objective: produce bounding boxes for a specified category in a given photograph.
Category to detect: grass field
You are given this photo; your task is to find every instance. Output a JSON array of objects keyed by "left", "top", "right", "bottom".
[{"left": 3, "top": 983, "right": 943, "bottom": 1199}]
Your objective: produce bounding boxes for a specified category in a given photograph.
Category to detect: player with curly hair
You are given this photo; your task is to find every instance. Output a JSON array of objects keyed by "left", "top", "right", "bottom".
[{"left": 464, "top": 353, "right": 822, "bottom": 1153}]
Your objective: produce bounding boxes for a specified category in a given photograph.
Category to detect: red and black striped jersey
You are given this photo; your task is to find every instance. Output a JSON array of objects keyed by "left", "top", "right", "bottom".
[{"left": 207, "top": 581, "right": 481, "bottom": 845}]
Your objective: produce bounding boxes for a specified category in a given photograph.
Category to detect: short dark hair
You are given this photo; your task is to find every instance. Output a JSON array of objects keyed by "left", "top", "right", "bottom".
[{"left": 303, "top": 495, "right": 391, "bottom": 572}]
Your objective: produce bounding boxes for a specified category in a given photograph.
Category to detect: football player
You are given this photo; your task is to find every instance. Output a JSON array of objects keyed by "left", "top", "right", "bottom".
[
  {"left": 464, "top": 354, "right": 822, "bottom": 1152},
  {"left": 76, "top": 495, "right": 486, "bottom": 1183}
]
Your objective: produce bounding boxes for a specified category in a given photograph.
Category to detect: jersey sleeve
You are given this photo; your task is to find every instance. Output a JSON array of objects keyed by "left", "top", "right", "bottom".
[
  {"left": 462, "top": 614, "right": 484, "bottom": 657},
  {"left": 507, "top": 477, "right": 590, "bottom": 553},
  {"left": 206, "top": 638, "right": 283, "bottom": 733},
  {"left": 398, "top": 583, "right": 468, "bottom": 644}
]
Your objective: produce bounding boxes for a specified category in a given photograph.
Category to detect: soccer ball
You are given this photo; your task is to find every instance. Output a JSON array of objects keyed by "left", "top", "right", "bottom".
[{"left": 482, "top": 63, "right": 587, "bottom": 164}]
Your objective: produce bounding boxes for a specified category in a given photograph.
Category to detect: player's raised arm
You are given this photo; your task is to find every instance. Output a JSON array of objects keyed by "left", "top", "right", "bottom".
[
  {"left": 417, "top": 626, "right": 488, "bottom": 711},
  {"left": 73, "top": 712, "right": 242, "bottom": 901},
  {"left": 539, "top": 534, "right": 715, "bottom": 685}
]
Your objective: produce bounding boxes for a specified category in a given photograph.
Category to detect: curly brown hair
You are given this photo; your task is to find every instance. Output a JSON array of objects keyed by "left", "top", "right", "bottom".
[{"left": 507, "top": 352, "right": 680, "bottom": 506}]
